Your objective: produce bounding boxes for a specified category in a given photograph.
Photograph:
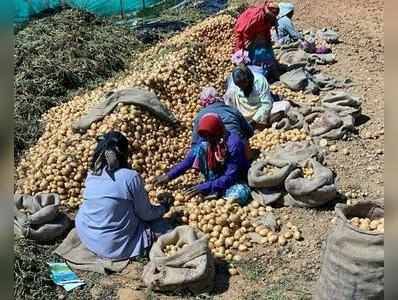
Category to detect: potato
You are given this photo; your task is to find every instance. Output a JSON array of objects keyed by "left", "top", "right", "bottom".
[
  {"left": 238, "top": 244, "right": 248, "bottom": 252},
  {"left": 293, "top": 231, "right": 301, "bottom": 240},
  {"left": 284, "top": 231, "right": 293, "bottom": 239},
  {"left": 228, "top": 268, "right": 238, "bottom": 276},
  {"left": 278, "top": 236, "right": 287, "bottom": 246}
]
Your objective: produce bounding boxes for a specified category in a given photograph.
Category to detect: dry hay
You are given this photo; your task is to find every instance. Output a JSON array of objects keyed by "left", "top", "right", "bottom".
[{"left": 14, "top": 9, "right": 144, "bottom": 160}]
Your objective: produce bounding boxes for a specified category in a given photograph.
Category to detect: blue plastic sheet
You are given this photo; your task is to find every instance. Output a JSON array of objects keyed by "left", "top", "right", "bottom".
[
  {"left": 14, "top": 0, "right": 163, "bottom": 23},
  {"left": 15, "top": 0, "right": 63, "bottom": 23},
  {"left": 68, "top": 0, "right": 161, "bottom": 16}
]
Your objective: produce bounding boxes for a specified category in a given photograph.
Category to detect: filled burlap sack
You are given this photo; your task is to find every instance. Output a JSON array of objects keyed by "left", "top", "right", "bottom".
[
  {"left": 315, "top": 201, "right": 384, "bottom": 300},
  {"left": 248, "top": 159, "right": 297, "bottom": 189},
  {"left": 283, "top": 159, "right": 336, "bottom": 207},
  {"left": 251, "top": 187, "right": 283, "bottom": 206},
  {"left": 14, "top": 193, "right": 71, "bottom": 242},
  {"left": 142, "top": 225, "right": 215, "bottom": 294}
]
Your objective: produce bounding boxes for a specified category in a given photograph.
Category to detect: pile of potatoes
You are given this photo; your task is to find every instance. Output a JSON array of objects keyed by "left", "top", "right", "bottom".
[
  {"left": 16, "top": 104, "right": 193, "bottom": 208},
  {"left": 350, "top": 217, "right": 384, "bottom": 233},
  {"left": 15, "top": 15, "right": 236, "bottom": 209},
  {"left": 271, "top": 84, "right": 320, "bottom": 104},
  {"left": 250, "top": 128, "right": 309, "bottom": 153},
  {"left": 15, "top": 13, "right": 319, "bottom": 212},
  {"left": 180, "top": 199, "right": 301, "bottom": 261}
]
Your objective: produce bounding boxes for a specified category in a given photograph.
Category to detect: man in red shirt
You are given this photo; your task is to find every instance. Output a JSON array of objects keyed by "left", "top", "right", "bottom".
[{"left": 233, "top": 1, "right": 280, "bottom": 82}]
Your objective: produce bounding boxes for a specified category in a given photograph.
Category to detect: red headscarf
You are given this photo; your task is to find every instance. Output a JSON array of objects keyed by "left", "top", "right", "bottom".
[{"left": 197, "top": 113, "right": 226, "bottom": 170}]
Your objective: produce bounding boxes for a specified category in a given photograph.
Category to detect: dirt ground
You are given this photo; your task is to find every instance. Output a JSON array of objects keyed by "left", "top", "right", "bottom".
[{"left": 41, "top": 0, "right": 384, "bottom": 299}]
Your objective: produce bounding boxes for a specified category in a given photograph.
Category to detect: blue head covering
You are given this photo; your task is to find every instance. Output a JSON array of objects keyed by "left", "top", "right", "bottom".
[{"left": 278, "top": 2, "right": 294, "bottom": 18}]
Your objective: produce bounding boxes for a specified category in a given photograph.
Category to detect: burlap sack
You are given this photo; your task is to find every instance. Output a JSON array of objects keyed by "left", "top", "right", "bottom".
[
  {"left": 273, "top": 109, "right": 306, "bottom": 131},
  {"left": 278, "top": 49, "right": 308, "bottom": 70},
  {"left": 284, "top": 159, "right": 336, "bottom": 207},
  {"left": 14, "top": 193, "right": 71, "bottom": 242},
  {"left": 321, "top": 91, "right": 362, "bottom": 119},
  {"left": 306, "top": 111, "right": 342, "bottom": 135},
  {"left": 251, "top": 187, "right": 283, "bottom": 206},
  {"left": 142, "top": 225, "right": 214, "bottom": 294},
  {"left": 248, "top": 159, "right": 297, "bottom": 188},
  {"left": 280, "top": 67, "right": 308, "bottom": 91},
  {"left": 315, "top": 201, "right": 384, "bottom": 300},
  {"left": 306, "top": 110, "right": 355, "bottom": 140},
  {"left": 278, "top": 49, "right": 335, "bottom": 68},
  {"left": 72, "top": 88, "right": 178, "bottom": 132},
  {"left": 317, "top": 28, "right": 339, "bottom": 43},
  {"left": 270, "top": 141, "right": 324, "bottom": 165}
]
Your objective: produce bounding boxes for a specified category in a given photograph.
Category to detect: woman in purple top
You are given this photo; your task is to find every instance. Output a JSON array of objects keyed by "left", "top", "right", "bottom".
[
  {"left": 155, "top": 113, "right": 251, "bottom": 205},
  {"left": 75, "top": 131, "right": 172, "bottom": 260}
]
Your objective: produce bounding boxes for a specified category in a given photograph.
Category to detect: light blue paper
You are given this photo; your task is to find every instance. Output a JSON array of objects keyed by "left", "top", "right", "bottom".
[
  {"left": 63, "top": 282, "right": 86, "bottom": 292},
  {"left": 48, "top": 262, "right": 85, "bottom": 291}
]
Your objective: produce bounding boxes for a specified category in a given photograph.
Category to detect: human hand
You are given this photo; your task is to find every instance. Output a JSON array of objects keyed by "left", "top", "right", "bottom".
[
  {"left": 154, "top": 174, "right": 170, "bottom": 185},
  {"left": 183, "top": 185, "right": 201, "bottom": 198}
]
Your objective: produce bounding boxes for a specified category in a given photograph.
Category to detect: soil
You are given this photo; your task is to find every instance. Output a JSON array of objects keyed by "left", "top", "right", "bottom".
[{"left": 16, "top": 0, "right": 383, "bottom": 299}]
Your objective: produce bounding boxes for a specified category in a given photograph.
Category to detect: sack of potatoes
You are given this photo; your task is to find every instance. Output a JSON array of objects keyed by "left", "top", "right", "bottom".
[
  {"left": 315, "top": 201, "right": 384, "bottom": 300},
  {"left": 142, "top": 225, "right": 215, "bottom": 294},
  {"left": 284, "top": 159, "right": 336, "bottom": 208},
  {"left": 248, "top": 159, "right": 297, "bottom": 189}
]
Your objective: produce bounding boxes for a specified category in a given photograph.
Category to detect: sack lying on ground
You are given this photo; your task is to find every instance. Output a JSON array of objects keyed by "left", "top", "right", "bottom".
[
  {"left": 54, "top": 228, "right": 130, "bottom": 274},
  {"left": 310, "top": 73, "right": 351, "bottom": 90},
  {"left": 284, "top": 159, "right": 336, "bottom": 207},
  {"left": 317, "top": 28, "right": 339, "bottom": 43},
  {"left": 280, "top": 67, "right": 351, "bottom": 95},
  {"left": 278, "top": 49, "right": 308, "bottom": 70},
  {"left": 315, "top": 201, "right": 384, "bottom": 300},
  {"left": 248, "top": 159, "right": 296, "bottom": 188},
  {"left": 280, "top": 67, "right": 309, "bottom": 91},
  {"left": 142, "top": 225, "right": 215, "bottom": 294},
  {"left": 251, "top": 187, "right": 283, "bottom": 206},
  {"left": 307, "top": 53, "right": 336, "bottom": 65},
  {"left": 72, "top": 88, "right": 178, "bottom": 132},
  {"left": 273, "top": 109, "right": 306, "bottom": 131},
  {"left": 14, "top": 193, "right": 71, "bottom": 242},
  {"left": 321, "top": 91, "right": 362, "bottom": 118},
  {"left": 306, "top": 110, "right": 355, "bottom": 140},
  {"left": 278, "top": 49, "right": 335, "bottom": 70},
  {"left": 270, "top": 141, "right": 324, "bottom": 165}
]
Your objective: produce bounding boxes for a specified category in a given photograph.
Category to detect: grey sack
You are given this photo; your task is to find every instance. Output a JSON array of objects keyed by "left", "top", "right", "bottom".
[
  {"left": 315, "top": 201, "right": 384, "bottom": 300},
  {"left": 72, "top": 88, "right": 178, "bottom": 132}
]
